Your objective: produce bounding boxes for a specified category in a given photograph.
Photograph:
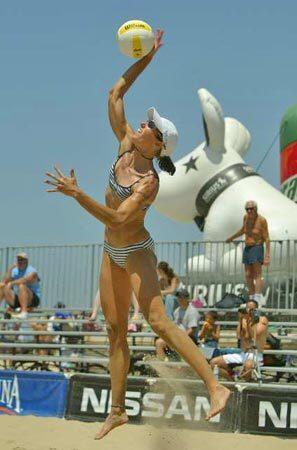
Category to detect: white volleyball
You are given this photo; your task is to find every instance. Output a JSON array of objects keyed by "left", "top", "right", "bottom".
[{"left": 117, "top": 20, "right": 154, "bottom": 59}]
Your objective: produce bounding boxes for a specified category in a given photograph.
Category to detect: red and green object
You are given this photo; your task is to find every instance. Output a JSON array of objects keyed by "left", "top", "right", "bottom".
[{"left": 280, "top": 104, "right": 297, "bottom": 202}]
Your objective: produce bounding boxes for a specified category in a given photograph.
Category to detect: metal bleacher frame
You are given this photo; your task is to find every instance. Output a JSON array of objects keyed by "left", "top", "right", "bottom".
[{"left": 0, "top": 307, "right": 296, "bottom": 385}]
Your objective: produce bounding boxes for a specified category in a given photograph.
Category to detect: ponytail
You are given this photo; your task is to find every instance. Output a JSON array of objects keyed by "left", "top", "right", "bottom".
[{"left": 157, "top": 156, "right": 176, "bottom": 176}]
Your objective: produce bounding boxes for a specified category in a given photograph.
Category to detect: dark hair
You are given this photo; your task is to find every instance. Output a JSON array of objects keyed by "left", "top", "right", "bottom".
[
  {"left": 247, "top": 299, "right": 259, "bottom": 308},
  {"left": 205, "top": 311, "right": 217, "bottom": 320},
  {"left": 157, "top": 261, "right": 177, "bottom": 283},
  {"left": 157, "top": 156, "right": 176, "bottom": 176},
  {"left": 55, "top": 302, "right": 66, "bottom": 309},
  {"left": 176, "top": 288, "right": 190, "bottom": 299}
]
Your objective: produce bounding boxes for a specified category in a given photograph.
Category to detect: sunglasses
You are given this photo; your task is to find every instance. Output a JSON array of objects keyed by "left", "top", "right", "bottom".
[
  {"left": 245, "top": 207, "right": 255, "bottom": 212},
  {"left": 17, "top": 258, "right": 27, "bottom": 263},
  {"left": 147, "top": 120, "right": 163, "bottom": 143}
]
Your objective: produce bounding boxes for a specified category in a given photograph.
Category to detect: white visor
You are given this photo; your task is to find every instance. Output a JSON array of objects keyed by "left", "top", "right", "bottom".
[{"left": 147, "top": 107, "right": 178, "bottom": 157}]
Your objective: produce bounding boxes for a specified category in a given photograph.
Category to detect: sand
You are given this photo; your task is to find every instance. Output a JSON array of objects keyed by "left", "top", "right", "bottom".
[{"left": 0, "top": 416, "right": 295, "bottom": 450}]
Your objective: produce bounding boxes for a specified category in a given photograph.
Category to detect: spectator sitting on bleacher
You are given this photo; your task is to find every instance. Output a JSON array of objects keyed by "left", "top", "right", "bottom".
[
  {"left": 0, "top": 253, "right": 41, "bottom": 319},
  {"left": 32, "top": 321, "right": 54, "bottom": 357},
  {"left": 31, "top": 303, "right": 69, "bottom": 358},
  {"left": 157, "top": 261, "right": 180, "bottom": 320},
  {"left": 48, "top": 302, "right": 74, "bottom": 334},
  {"left": 210, "top": 300, "right": 268, "bottom": 381},
  {"left": 155, "top": 288, "right": 200, "bottom": 359},
  {"left": 199, "top": 311, "right": 220, "bottom": 348},
  {"left": 48, "top": 303, "right": 79, "bottom": 369}
]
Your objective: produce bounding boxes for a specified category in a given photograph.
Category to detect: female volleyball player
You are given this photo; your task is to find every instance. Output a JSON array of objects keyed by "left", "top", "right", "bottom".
[{"left": 45, "top": 30, "right": 230, "bottom": 440}]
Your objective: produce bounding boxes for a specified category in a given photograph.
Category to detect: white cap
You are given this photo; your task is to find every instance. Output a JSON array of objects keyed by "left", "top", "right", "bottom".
[
  {"left": 16, "top": 252, "right": 28, "bottom": 260},
  {"left": 147, "top": 107, "right": 178, "bottom": 157}
]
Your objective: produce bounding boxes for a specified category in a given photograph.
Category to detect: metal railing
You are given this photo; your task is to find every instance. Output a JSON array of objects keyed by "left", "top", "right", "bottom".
[
  {"left": 0, "top": 240, "right": 296, "bottom": 309},
  {"left": 0, "top": 317, "right": 296, "bottom": 380}
]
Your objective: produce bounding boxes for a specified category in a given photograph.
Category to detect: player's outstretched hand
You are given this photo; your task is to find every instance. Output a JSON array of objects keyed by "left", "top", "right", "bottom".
[{"left": 45, "top": 166, "right": 80, "bottom": 198}]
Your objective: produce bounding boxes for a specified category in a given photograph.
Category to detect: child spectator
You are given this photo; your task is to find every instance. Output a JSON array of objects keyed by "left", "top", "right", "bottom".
[{"left": 199, "top": 311, "right": 220, "bottom": 348}]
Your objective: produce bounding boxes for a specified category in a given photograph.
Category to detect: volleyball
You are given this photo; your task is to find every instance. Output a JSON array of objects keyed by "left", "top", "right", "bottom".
[{"left": 117, "top": 20, "right": 154, "bottom": 58}]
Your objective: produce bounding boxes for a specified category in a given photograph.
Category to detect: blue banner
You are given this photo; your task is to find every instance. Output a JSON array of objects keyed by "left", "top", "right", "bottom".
[{"left": 0, "top": 370, "right": 68, "bottom": 417}]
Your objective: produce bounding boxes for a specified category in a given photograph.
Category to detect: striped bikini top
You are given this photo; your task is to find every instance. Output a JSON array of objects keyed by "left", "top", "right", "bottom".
[{"left": 109, "top": 151, "right": 159, "bottom": 202}]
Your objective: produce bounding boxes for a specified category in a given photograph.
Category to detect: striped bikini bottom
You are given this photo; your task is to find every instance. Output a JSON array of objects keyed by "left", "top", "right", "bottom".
[{"left": 103, "top": 236, "right": 155, "bottom": 268}]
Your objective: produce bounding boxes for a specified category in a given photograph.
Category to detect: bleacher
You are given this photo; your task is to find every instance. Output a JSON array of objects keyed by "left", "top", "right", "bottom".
[{"left": 0, "top": 307, "right": 296, "bottom": 385}]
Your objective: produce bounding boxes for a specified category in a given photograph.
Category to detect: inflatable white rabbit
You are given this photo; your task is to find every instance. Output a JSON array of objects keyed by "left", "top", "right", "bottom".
[{"left": 154, "top": 89, "right": 297, "bottom": 282}]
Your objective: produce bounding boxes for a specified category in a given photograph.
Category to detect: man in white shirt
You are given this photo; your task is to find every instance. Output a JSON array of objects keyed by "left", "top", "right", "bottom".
[{"left": 155, "top": 288, "right": 200, "bottom": 359}]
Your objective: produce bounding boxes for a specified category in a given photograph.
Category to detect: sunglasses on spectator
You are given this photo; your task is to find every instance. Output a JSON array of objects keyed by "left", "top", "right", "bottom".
[
  {"left": 17, "top": 258, "right": 27, "bottom": 262},
  {"left": 245, "top": 207, "right": 255, "bottom": 212},
  {"left": 147, "top": 120, "right": 163, "bottom": 143}
]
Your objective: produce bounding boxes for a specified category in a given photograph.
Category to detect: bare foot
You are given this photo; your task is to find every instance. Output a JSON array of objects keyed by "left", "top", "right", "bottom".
[
  {"left": 94, "top": 410, "right": 128, "bottom": 440},
  {"left": 205, "top": 384, "right": 231, "bottom": 421}
]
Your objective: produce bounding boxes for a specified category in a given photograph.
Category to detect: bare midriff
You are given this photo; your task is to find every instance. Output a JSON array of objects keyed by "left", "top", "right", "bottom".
[
  {"left": 104, "top": 186, "right": 150, "bottom": 247},
  {"left": 243, "top": 214, "right": 268, "bottom": 247}
]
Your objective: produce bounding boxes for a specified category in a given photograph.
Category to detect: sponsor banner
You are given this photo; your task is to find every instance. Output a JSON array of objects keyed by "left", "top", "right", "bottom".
[
  {"left": 66, "top": 375, "right": 237, "bottom": 431},
  {"left": 66, "top": 375, "right": 145, "bottom": 423},
  {"left": 238, "top": 386, "right": 297, "bottom": 436},
  {"left": 0, "top": 370, "right": 68, "bottom": 417},
  {"left": 191, "top": 282, "right": 246, "bottom": 306},
  {"left": 189, "top": 282, "right": 272, "bottom": 307},
  {"left": 189, "top": 281, "right": 293, "bottom": 308}
]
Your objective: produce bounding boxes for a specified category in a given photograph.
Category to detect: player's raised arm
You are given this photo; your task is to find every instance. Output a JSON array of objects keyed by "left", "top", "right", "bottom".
[{"left": 108, "top": 30, "right": 164, "bottom": 143}]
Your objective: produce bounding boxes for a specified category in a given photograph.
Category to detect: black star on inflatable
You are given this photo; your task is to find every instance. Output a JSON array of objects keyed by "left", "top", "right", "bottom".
[{"left": 183, "top": 156, "right": 198, "bottom": 174}]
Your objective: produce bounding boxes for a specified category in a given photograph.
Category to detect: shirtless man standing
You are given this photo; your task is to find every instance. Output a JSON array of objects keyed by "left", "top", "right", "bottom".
[
  {"left": 211, "top": 300, "right": 268, "bottom": 381},
  {"left": 226, "top": 200, "right": 270, "bottom": 305}
]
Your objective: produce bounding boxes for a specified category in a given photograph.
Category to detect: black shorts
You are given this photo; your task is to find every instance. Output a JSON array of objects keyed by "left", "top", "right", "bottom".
[{"left": 13, "top": 291, "right": 40, "bottom": 310}]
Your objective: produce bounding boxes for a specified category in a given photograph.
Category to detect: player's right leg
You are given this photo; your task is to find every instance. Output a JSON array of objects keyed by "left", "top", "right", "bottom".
[{"left": 95, "top": 252, "right": 132, "bottom": 440}]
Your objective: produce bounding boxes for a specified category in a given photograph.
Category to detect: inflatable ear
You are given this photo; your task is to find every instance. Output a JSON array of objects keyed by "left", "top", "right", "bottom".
[
  {"left": 224, "top": 117, "right": 251, "bottom": 157},
  {"left": 198, "top": 88, "right": 225, "bottom": 152}
]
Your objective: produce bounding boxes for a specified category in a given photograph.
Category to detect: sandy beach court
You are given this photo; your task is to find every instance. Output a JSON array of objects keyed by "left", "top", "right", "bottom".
[{"left": 0, "top": 416, "right": 296, "bottom": 450}]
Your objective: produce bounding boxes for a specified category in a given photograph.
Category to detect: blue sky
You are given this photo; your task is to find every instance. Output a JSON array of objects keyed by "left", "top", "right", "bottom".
[{"left": 0, "top": 0, "right": 296, "bottom": 246}]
